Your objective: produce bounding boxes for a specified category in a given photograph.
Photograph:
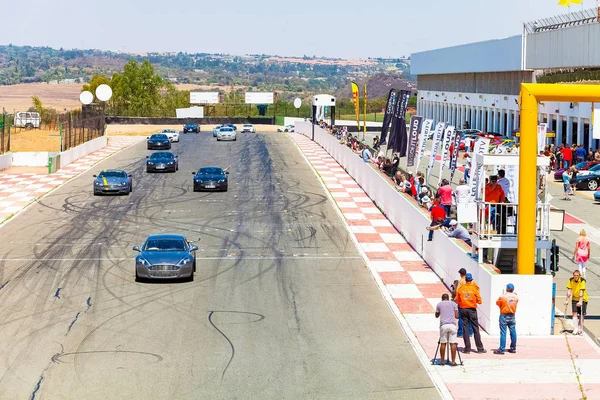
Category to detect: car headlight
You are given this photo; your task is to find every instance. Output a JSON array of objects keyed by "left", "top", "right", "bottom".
[
  {"left": 167, "top": 162, "right": 174, "bottom": 165},
  {"left": 178, "top": 258, "right": 191, "bottom": 266},
  {"left": 120, "top": 181, "right": 128, "bottom": 186},
  {"left": 195, "top": 179, "right": 203, "bottom": 183},
  {"left": 218, "top": 179, "right": 225, "bottom": 183},
  {"left": 148, "top": 162, "right": 154, "bottom": 165},
  {"left": 137, "top": 258, "right": 149, "bottom": 266}
]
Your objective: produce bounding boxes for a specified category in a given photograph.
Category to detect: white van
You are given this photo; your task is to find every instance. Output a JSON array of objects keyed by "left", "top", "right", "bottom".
[{"left": 14, "top": 112, "right": 41, "bottom": 129}]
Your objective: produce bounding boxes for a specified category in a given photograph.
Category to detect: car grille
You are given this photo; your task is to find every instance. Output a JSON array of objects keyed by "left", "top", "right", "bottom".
[
  {"left": 149, "top": 264, "right": 179, "bottom": 271},
  {"left": 149, "top": 270, "right": 179, "bottom": 278}
]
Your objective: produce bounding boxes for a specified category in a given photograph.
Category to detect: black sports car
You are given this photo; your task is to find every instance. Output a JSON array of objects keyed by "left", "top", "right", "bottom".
[
  {"left": 147, "top": 152, "right": 178, "bottom": 173},
  {"left": 183, "top": 124, "right": 200, "bottom": 134},
  {"left": 93, "top": 169, "right": 132, "bottom": 195},
  {"left": 147, "top": 134, "right": 171, "bottom": 150},
  {"left": 193, "top": 167, "right": 229, "bottom": 191},
  {"left": 572, "top": 165, "right": 600, "bottom": 191}
]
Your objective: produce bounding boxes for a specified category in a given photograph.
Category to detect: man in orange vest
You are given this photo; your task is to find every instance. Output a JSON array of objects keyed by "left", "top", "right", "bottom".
[
  {"left": 493, "top": 283, "right": 519, "bottom": 355},
  {"left": 455, "top": 273, "right": 486, "bottom": 354}
]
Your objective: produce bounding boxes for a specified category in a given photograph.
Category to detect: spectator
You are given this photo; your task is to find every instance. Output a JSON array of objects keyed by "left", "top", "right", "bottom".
[
  {"left": 485, "top": 175, "right": 506, "bottom": 232},
  {"left": 595, "top": 149, "right": 600, "bottom": 162},
  {"left": 493, "top": 283, "right": 518, "bottom": 355},
  {"left": 393, "top": 171, "right": 404, "bottom": 187},
  {"left": 427, "top": 203, "right": 447, "bottom": 241},
  {"left": 560, "top": 143, "right": 572, "bottom": 169},
  {"left": 497, "top": 169, "right": 511, "bottom": 200},
  {"left": 570, "top": 166, "right": 578, "bottom": 195},
  {"left": 421, "top": 195, "right": 432, "bottom": 210},
  {"left": 403, "top": 173, "right": 413, "bottom": 195},
  {"left": 565, "top": 270, "right": 588, "bottom": 335},
  {"left": 463, "top": 154, "right": 471, "bottom": 181},
  {"left": 562, "top": 168, "right": 572, "bottom": 200},
  {"left": 456, "top": 273, "right": 487, "bottom": 354},
  {"left": 587, "top": 150, "right": 595, "bottom": 162},
  {"left": 510, "top": 143, "right": 520, "bottom": 154},
  {"left": 435, "top": 293, "right": 459, "bottom": 366},
  {"left": 574, "top": 229, "right": 591, "bottom": 278},
  {"left": 448, "top": 220, "right": 472, "bottom": 246},
  {"left": 391, "top": 153, "right": 400, "bottom": 176},
  {"left": 360, "top": 145, "right": 372, "bottom": 163},
  {"left": 438, "top": 179, "right": 453, "bottom": 216},
  {"left": 575, "top": 145, "right": 587, "bottom": 163},
  {"left": 454, "top": 179, "right": 470, "bottom": 204}
]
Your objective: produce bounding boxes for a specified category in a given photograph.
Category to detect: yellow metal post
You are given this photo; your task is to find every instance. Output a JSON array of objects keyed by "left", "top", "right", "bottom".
[
  {"left": 517, "top": 86, "right": 538, "bottom": 274},
  {"left": 517, "top": 83, "right": 600, "bottom": 274}
]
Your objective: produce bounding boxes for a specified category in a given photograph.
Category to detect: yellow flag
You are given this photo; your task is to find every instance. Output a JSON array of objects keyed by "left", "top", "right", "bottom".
[
  {"left": 351, "top": 82, "right": 360, "bottom": 131},
  {"left": 558, "top": 0, "right": 570, "bottom": 5}
]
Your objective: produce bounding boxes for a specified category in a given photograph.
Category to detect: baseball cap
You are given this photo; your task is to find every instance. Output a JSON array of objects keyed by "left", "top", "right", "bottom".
[
  {"left": 458, "top": 268, "right": 467, "bottom": 275},
  {"left": 450, "top": 219, "right": 458, "bottom": 226},
  {"left": 422, "top": 196, "right": 431, "bottom": 203},
  {"left": 465, "top": 273, "right": 473, "bottom": 281},
  {"left": 506, "top": 283, "right": 514, "bottom": 291}
]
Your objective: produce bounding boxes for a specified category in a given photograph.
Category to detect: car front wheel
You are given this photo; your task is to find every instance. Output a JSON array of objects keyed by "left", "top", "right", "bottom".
[{"left": 588, "top": 180, "right": 599, "bottom": 191}]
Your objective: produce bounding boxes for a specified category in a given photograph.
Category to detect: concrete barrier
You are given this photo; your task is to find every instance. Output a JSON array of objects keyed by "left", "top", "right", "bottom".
[
  {"left": 106, "top": 116, "right": 276, "bottom": 125},
  {"left": 295, "top": 121, "right": 553, "bottom": 335},
  {"left": 0, "top": 153, "right": 12, "bottom": 171},
  {"left": 59, "top": 136, "right": 108, "bottom": 169},
  {"left": 12, "top": 152, "right": 52, "bottom": 167}
]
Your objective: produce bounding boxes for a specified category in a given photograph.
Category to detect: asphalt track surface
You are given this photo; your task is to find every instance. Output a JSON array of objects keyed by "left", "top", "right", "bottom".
[{"left": 0, "top": 132, "right": 438, "bottom": 399}]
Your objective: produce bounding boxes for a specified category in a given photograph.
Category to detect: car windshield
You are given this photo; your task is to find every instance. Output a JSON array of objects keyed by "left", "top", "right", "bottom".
[
  {"left": 144, "top": 239, "right": 187, "bottom": 251},
  {"left": 150, "top": 134, "right": 168, "bottom": 140},
  {"left": 243, "top": 125, "right": 252, "bottom": 127},
  {"left": 162, "top": 129, "right": 176, "bottom": 133},
  {"left": 198, "top": 167, "right": 223, "bottom": 175},
  {"left": 588, "top": 165, "right": 600, "bottom": 172},
  {"left": 220, "top": 128, "right": 233, "bottom": 132},
  {"left": 98, "top": 171, "right": 126, "bottom": 178},
  {"left": 150, "top": 152, "right": 173, "bottom": 159}
]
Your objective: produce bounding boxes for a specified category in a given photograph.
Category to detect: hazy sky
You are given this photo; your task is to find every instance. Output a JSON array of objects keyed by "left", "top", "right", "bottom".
[{"left": 1, "top": 0, "right": 593, "bottom": 58}]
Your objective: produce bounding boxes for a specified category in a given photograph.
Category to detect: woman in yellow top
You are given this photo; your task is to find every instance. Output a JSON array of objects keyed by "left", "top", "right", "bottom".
[
  {"left": 574, "top": 229, "right": 591, "bottom": 278},
  {"left": 565, "top": 270, "right": 588, "bottom": 335}
]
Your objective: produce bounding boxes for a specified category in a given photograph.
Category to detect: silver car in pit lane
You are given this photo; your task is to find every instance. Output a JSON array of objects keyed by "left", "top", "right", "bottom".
[
  {"left": 133, "top": 234, "right": 198, "bottom": 282},
  {"left": 217, "top": 127, "right": 237, "bottom": 141}
]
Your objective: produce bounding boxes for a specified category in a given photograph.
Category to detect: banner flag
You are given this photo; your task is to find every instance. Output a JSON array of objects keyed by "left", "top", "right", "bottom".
[
  {"left": 396, "top": 90, "right": 411, "bottom": 157},
  {"left": 468, "top": 137, "right": 491, "bottom": 200},
  {"left": 427, "top": 122, "right": 446, "bottom": 182},
  {"left": 388, "top": 90, "right": 405, "bottom": 152},
  {"left": 438, "top": 126, "right": 456, "bottom": 186},
  {"left": 351, "top": 82, "right": 360, "bottom": 131},
  {"left": 415, "top": 119, "right": 433, "bottom": 173},
  {"left": 537, "top": 123, "right": 547, "bottom": 154},
  {"left": 407, "top": 116, "right": 422, "bottom": 167},
  {"left": 449, "top": 131, "right": 462, "bottom": 182},
  {"left": 363, "top": 83, "right": 367, "bottom": 134},
  {"left": 593, "top": 103, "right": 600, "bottom": 139},
  {"left": 379, "top": 89, "right": 396, "bottom": 145}
]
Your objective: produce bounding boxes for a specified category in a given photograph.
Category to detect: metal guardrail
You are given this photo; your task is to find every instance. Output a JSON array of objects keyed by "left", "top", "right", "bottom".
[{"left": 473, "top": 202, "right": 550, "bottom": 240}]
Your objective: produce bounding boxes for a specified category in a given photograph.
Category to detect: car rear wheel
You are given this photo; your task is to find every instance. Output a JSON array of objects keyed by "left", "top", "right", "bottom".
[{"left": 588, "top": 180, "right": 599, "bottom": 191}]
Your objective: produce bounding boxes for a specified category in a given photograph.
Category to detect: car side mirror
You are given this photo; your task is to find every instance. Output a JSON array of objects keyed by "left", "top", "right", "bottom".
[
  {"left": 93, "top": 175, "right": 97, "bottom": 177},
  {"left": 226, "top": 171, "right": 229, "bottom": 174},
  {"left": 132, "top": 245, "right": 141, "bottom": 252},
  {"left": 189, "top": 244, "right": 199, "bottom": 252},
  {"left": 192, "top": 172, "right": 196, "bottom": 175},
  {"left": 128, "top": 174, "right": 132, "bottom": 177},
  {"left": 146, "top": 137, "right": 149, "bottom": 139},
  {"left": 146, "top": 156, "right": 149, "bottom": 158}
]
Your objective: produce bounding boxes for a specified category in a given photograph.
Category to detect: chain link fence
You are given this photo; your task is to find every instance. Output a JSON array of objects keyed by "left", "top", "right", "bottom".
[{"left": 60, "top": 110, "right": 105, "bottom": 151}]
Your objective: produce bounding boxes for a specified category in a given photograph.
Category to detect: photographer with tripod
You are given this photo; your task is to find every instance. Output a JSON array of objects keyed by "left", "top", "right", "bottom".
[{"left": 434, "top": 293, "right": 459, "bottom": 366}]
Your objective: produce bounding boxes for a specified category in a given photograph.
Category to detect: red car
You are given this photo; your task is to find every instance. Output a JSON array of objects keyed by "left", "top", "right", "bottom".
[{"left": 554, "top": 161, "right": 599, "bottom": 181}]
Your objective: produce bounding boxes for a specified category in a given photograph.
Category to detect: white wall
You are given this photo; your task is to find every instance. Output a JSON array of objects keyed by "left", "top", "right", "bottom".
[
  {"left": 0, "top": 153, "right": 12, "bottom": 171},
  {"left": 59, "top": 136, "right": 108, "bottom": 169},
  {"left": 12, "top": 152, "right": 52, "bottom": 167},
  {"left": 295, "top": 121, "right": 553, "bottom": 335},
  {"left": 284, "top": 117, "right": 383, "bottom": 128}
]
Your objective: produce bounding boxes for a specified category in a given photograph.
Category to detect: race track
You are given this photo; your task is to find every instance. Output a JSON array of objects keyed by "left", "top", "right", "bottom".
[{"left": 0, "top": 131, "right": 438, "bottom": 399}]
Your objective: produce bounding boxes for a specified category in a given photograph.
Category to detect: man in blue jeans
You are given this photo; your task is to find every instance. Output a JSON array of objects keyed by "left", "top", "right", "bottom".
[{"left": 493, "top": 283, "right": 519, "bottom": 354}]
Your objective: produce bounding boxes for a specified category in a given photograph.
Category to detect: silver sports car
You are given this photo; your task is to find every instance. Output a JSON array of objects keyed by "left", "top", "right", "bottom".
[{"left": 133, "top": 234, "right": 198, "bottom": 282}]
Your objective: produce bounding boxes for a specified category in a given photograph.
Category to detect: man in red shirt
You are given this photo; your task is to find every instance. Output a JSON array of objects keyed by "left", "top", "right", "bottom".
[
  {"left": 560, "top": 144, "right": 572, "bottom": 169},
  {"left": 438, "top": 179, "right": 453, "bottom": 217},
  {"left": 427, "top": 203, "right": 446, "bottom": 241}
]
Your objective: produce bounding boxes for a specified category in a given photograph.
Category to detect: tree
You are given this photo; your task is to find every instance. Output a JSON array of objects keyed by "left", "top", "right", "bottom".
[{"left": 82, "top": 75, "right": 110, "bottom": 101}]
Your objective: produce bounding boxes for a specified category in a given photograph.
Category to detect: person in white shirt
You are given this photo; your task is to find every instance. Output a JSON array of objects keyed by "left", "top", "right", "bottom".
[
  {"left": 497, "top": 169, "right": 511, "bottom": 201},
  {"left": 454, "top": 179, "right": 470, "bottom": 204},
  {"left": 463, "top": 154, "right": 471, "bottom": 182},
  {"left": 510, "top": 143, "right": 520, "bottom": 154}
]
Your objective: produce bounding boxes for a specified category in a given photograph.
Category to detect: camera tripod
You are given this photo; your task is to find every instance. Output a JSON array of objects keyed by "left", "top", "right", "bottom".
[{"left": 431, "top": 337, "right": 464, "bottom": 366}]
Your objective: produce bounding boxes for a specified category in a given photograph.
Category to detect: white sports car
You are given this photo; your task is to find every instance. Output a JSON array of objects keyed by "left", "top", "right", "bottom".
[
  {"left": 241, "top": 124, "right": 256, "bottom": 133},
  {"left": 161, "top": 129, "right": 180, "bottom": 143},
  {"left": 277, "top": 124, "right": 295, "bottom": 132},
  {"left": 217, "top": 127, "right": 237, "bottom": 141}
]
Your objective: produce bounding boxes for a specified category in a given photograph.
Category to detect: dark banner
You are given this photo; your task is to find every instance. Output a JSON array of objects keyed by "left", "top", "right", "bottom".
[
  {"left": 449, "top": 131, "right": 462, "bottom": 182},
  {"left": 407, "top": 116, "right": 423, "bottom": 167},
  {"left": 389, "top": 90, "right": 411, "bottom": 157},
  {"left": 379, "top": 89, "right": 396, "bottom": 145},
  {"left": 387, "top": 90, "right": 404, "bottom": 152}
]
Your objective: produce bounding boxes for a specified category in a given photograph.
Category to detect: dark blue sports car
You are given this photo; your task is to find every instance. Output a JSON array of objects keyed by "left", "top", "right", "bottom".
[
  {"left": 133, "top": 234, "right": 198, "bottom": 282},
  {"left": 572, "top": 164, "right": 600, "bottom": 191},
  {"left": 147, "top": 151, "right": 178, "bottom": 173},
  {"left": 147, "top": 133, "right": 171, "bottom": 150},
  {"left": 183, "top": 123, "right": 200, "bottom": 133},
  {"left": 192, "top": 166, "right": 229, "bottom": 192},
  {"left": 93, "top": 169, "right": 132, "bottom": 195}
]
